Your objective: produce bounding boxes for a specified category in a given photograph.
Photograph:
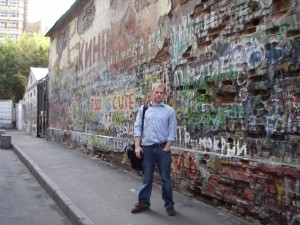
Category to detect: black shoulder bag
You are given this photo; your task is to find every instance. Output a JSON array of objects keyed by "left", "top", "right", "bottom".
[{"left": 126, "top": 105, "right": 148, "bottom": 172}]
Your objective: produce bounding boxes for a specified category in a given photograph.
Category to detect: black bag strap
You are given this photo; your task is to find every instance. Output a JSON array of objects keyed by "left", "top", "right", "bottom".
[{"left": 141, "top": 104, "right": 148, "bottom": 134}]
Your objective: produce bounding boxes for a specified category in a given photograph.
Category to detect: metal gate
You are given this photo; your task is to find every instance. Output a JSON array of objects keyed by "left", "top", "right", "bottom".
[{"left": 36, "top": 76, "right": 48, "bottom": 138}]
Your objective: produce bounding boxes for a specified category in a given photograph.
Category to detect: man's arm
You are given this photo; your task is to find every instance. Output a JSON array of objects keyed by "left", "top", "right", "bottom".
[
  {"left": 134, "top": 136, "right": 143, "bottom": 158},
  {"left": 134, "top": 106, "right": 143, "bottom": 158},
  {"left": 164, "top": 107, "right": 177, "bottom": 151}
]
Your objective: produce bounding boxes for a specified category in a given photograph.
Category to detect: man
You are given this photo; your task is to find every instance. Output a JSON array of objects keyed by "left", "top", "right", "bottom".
[{"left": 131, "top": 82, "right": 177, "bottom": 216}]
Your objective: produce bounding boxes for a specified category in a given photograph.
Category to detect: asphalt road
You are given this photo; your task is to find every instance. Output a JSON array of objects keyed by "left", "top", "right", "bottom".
[{"left": 0, "top": 149, "right": 72, "bottom": 225}]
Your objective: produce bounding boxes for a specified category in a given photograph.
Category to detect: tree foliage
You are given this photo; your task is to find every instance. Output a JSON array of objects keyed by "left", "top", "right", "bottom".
[{"left": 0, "top": 33, "right": 49, "bottom": 103}]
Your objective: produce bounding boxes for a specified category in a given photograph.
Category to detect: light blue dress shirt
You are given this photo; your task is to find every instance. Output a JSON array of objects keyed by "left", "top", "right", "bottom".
[{"left": 134, "top": 102, "right": 177, "bottom": 146}]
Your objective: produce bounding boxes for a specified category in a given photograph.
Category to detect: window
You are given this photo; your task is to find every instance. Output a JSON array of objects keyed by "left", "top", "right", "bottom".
[
  {"left": 8, "top": 22, "right": 17, "bottom": 28},
  {"left": 0, "top": 1, "right": 7, "bottom": 6},
  {"left": 9, "top": 0, "right": 18, "bottom": 6},
  {"left": 8, "top": 12, "right": 18, "bottom": 18},
  {"left": 9, "top": 34, "right": 16, "bottom": 40},
  {"left": 0, "top": 22, "right": 6, "bottom": 28},
  {"left": 0, "top": 11, "right": 7, "bottom": 17}
]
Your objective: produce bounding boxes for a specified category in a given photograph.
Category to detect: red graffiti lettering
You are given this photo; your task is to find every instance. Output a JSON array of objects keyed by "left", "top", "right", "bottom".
[
  {"left": 128, "top": 93, "right": 134, "bottom": 110},
  {"left": 119, "top": 95, "right": 124, "bottom": 110},
  {"left": 113, "top": 96, "right": 118, "bottom": 110},
  {"left": 177, "top": 152, "right": 185, "bottom": 171},
  {"left": 78, "top": 41, "right": 85, "bottom": 71},
  {"left": 111, "top": 93, "right": 135, "bottom": 111},
  {"left": 171, "top": 152, "right": 199, "bottom": 180},
  {"left": 85, "top": 39, "right": 93, "bottom": 68},
  {"left": 90, "top": 97, "right": 101, "bottom": 111},
  {"left": 188, "top": 154, "right": 199, "bottom": 179},
  {"left": 93, "top": 35, "right": 101, "bottom": 63},
  {"left": 77, "top": 31, "right": 108, "bottom": 72}
]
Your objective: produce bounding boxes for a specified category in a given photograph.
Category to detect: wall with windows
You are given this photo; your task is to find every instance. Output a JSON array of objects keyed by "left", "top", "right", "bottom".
[
  {"left": 0, "top": 0, "right": 27, "bottom": 41},
  {"left": 46, "top": 0, "right": 300, "bottom": 224}
]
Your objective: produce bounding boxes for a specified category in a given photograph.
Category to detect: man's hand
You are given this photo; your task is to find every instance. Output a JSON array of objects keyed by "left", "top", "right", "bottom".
[
  {"left": 135, "top": 145, "right": 143, "bottom": 159},
  {"left": 162, "top": 141, "right": 172, "bottom": 151}
]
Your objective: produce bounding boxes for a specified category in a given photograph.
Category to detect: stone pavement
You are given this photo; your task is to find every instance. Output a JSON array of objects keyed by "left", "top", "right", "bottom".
[{"left": 7, "top": 130, "right": 254, "bottom": 225}]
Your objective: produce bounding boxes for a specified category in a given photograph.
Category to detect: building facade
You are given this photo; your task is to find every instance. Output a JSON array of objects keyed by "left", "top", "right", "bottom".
[
  {"left": 0, "top": 0, "right": 27, "bottom": 41},
  {"left": 46, "top": 1, "right": 300, "bottom": 224},
  {"left": 22, "top": 67, "right": 48, "bottom": 135}
]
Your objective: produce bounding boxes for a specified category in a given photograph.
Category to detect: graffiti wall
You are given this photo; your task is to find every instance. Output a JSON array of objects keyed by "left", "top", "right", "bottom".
[{"left": 46, "top": 0, "right": 300, "bottom": 224}]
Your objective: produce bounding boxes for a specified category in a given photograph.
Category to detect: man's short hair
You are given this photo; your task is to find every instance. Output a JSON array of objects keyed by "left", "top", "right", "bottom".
[{"left": 152, "top": 82, "right": 166, "bottom": 93}]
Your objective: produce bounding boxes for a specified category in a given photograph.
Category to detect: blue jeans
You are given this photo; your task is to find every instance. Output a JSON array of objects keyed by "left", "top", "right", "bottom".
[{"left": 138, "top": 145, "right": 174, "bottom": 208}]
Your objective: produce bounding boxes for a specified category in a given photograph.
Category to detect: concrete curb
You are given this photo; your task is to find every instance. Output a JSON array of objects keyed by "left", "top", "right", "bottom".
[{"left": 12, "top": 143, "right": 95, "bottom": 225}]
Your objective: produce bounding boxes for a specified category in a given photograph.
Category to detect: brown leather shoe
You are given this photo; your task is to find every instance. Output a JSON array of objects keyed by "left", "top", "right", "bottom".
[
  {"left": 131, "top": 202, "right": 149, "bottom": 214},
  {"left": 166, "top": 207, "right": 176, "bottom": 216}
]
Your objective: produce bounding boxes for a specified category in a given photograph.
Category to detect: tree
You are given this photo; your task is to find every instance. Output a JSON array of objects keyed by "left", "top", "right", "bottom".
[
  {"left": 14, "top": 32, "right": 49, "bottom": 75},
  {"left": 0, "top": 32, "right": 49, "bottom": 103}
]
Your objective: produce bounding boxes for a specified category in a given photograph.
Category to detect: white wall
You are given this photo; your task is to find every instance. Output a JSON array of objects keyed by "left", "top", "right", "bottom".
[
  {"left": 0, "top": 100, "right": 13, "bottom": 128},
  {"left": 16, "top": 103, "right": 23, "bottom": 130}
]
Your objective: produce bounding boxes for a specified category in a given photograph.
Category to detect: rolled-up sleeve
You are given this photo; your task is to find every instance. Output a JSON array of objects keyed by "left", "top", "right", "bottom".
[
  {"left": 134, "top": 106, "right": 143, "bottom": 137},
  {"left": 167, "top": 108, "right": 177, "bottom": 142}
]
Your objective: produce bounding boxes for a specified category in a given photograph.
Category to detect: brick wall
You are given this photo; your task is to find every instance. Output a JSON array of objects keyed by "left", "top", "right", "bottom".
[{"left": 46, "top": 0, "right": 300, "bottom": 224}]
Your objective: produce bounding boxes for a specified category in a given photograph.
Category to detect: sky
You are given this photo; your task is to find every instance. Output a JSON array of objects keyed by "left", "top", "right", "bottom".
[{"left": 27, "top": 0, "right": 76, "bottom": 31}]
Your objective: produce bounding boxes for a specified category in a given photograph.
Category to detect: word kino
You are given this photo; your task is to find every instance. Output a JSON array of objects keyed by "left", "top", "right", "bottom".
[
  {"left": 78, "top": 32, "right": 108, "bottom": 71},
  {"left": 90, "top": 93, "right": 135, "bottom": 112}
]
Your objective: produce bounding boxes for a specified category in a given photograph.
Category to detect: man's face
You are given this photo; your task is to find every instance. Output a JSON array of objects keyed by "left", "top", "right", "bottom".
[{"left": 151, "top": 86, "right": 165, "bottom": 104}]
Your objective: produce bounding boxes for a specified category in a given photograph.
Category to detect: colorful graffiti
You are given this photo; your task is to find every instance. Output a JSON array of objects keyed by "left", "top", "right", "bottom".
[
  {"left": 90, "top": 93, "right": 135, "bottom": 112},
  {"left": 48, "top": 0, "right": 300, "bottom": 159},
  {"left": 46, "top": 1, "right": 300, "bottom": 223}
]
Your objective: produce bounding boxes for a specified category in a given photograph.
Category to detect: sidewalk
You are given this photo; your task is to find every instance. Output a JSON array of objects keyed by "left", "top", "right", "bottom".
[{"left": 7, "top": 130, "right": 254, "bottom": 225}]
